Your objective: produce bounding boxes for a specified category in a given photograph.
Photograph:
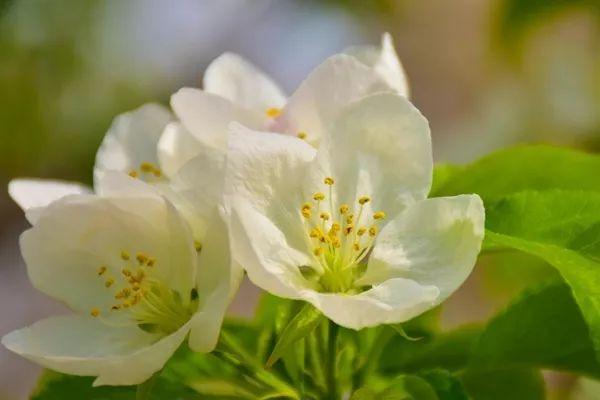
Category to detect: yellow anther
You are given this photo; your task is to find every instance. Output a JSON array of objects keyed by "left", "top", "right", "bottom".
[
  {"left": 358, "top": 196, "right": 371, "bottom": 205},
  {"left": 146, "top": 257, "right": 155, "bottom": 267},
  {"left": 140, "top": 162, "right": 155, "bottom": 173},
  {"left": 357, "top": 227, "right": 367, "bottom": 236},
  {"left": 310, "top": 227, "right": 323, "bottom": 238},
  {"left": 97, "top": 266, "right": 107, "bottom": 276},
  {"left": 324, "top": 177, "right": 335, "bottom": 185},
  {"left": 90, "top": 308, "right": 100, "bottom": 317},
  {"left": 373, "top": 211, "right": 386, "bottom": 220},
  {"left": 319, "top": 212, "right": 330, "bottom": 221},
  {"left": 302, "top": 202, "right": 312, "bottom": 211},
  {"left": 314, "top": 247, "right": 324, "bottom": 256},
  {"left": 346, "top": 215, "right": 354, "bottom": 224},
  {"left": 353, "top": 243, "right": 360, "bottom": 251},
  {"left": 332, "top": 237, "right": 341, "bottom": 248},
  {"left": 339, "top": 204, "right": 349, "bottom": 214},
  {"left": 265, "top": 107, "right": 282, "bottom": 118},
  {"left": 344, "top": 225, "right": 354, "bottom": 235},
  {"left": 120, "top": 251, "right": 130, "bottom": 261},
  {"left": 297, "top": 131, "right": 307, "bottom": 139},
  {"left": 136, "top": 253, "right": 148, "bottom": 264},
  {"left": 122, "top": 302, "right": 131, "bottom": 309},
  {"left": 302, "top": 209, "right": 312, "bottom": 218},
  {"left": 369, "top": 226, "right": 378, "bottom": 237},
  {"left": 132, "top": 283, "right": 141, "bottom": 291},
  {"left": 128, "top": 170, "right": 138, "bottom": 178},
  {"left": 105, "top": 278, "right": 114, "bottom": 288},
  {"left": 194, "top": 240, "right": 202, "bottom": 252},
  {"left": 313, "top": 192, "right": 325, "bottom": 201},
  {"left": 111, "top": 305, "right": 121, "bottom": 311},
  {"left": 152, "top": 169, "right": 162, "bottom": 178},
  {"left": 122, "top": 268, "right": 132, "bottom": 277},
  {"left": 330, "top": 222, "right": 341, "bottom": 233}
]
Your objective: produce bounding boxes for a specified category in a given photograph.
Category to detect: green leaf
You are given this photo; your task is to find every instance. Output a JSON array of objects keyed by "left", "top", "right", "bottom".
[
  {"left": 418, "top": 370, "right": 468, "bottom": 400},
  {"left": 379, "top": 326, "right": 481, "bottom": 374},
  {"left": 350, "top": 387, "right": 377, "bottom": 400},
  {"left": 432, "top": 145, "right": 600, "bottom": 201},
  {"left": 462, "top": 368, "right": 545, "bottom": 400},
  {"left": 471, "top": 282, "right": 600, "bottom": 377},
  {"left": 266, "top": 303, "right": 323, "bottom": 368},
  {"left": 484, "top": 190, "right": 600, "bottom": 360},
  {"left": 380, "top": 375, "right": 439, "bottom": 400}
]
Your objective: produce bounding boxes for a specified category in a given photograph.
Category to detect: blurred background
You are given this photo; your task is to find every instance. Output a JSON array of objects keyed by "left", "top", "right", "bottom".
[{"left": 0, "top": 0, "right": 599, "bottom": 398}]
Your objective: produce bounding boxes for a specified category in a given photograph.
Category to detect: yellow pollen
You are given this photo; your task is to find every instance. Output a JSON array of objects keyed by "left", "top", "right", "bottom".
[
  {"left": 346, "top": 215, "right": 354, "bottom": 224},
  {"left": 373, "top": 211, "right": 386, "bottom": 220},
  {"left": 344, "top": 225, "right": 354, "bottom": 235},
  {"left": 358, "top": 196, "right": 371, "bottom": 205},
  {"left": 90, "top": 308, "right": 100, "bottom": 317},
  {"left": 128, "top": 170, "right": 138, "bottom": 178},
  {"left": 122, "top": 268, "right": 132, "bottom": 277},
  {"left": 332, "top": 237, "right": 341, "bottom": 248},
  {"left": 353, "top": 243, "right": 360, "bottom": 251},
  {"left": 369, "top": 226, "right": 378, "bottom": 237},
  {"left": 330, "top": 222, "right": 341, "bottom": 232},
  {"left": 146, "top": 257, "right": 155, "bottom": 267},
  {"left": 297, "top": 131, "right": 307, "bottom": 139},
  {"left": 265, "top": 107, "right": 282, "bottom": 118},
  {"left": 310, "top": 227, "right": 322, "bottom": 238},
  {"left": 357, "top": 227, "right": 367, "bottom": 236},
  {"left": 194, "top": 240, "right": 202, "bottom": 252},
  {"left": 313, "top": 192, "right": 325, "bottom": 201},
  {"left": 314, "top": 248, "right": 324, "bottom": 256},
  {"left": 324, "top": 177, "right": 335, "bottom": 185},
  {"left": 152, "top": 169, "right": 162, "bottom": 178},
  {"left": 97, "top": 266, "right": 107, "bottom": 276},
  {"left": 105, "top": 278, "right": 114, "bottom": 288},
  {"left": 111, "top": 305, "right": 121, "bottom": 311},
  {"left": 140, "top": 162, "right": 155, "bottom": 173},
  {"left": 339, "top": 204, "right": 349, "bottom": 214},
  {"left": 302, "top": 209, "right": 312, "bottom": 218},
  {"left": 320, "top": 212, "right": 330, "bottom": 221},
  {"left": 135, "top": 269, "right": 145, "bottom": 282},
  {"left": 302, "top": 202, "right": 312, "bottom": 211},
  {"left": 136, "top": 253, "right": 148, "bottom": 264},
  {"left": 120, "top": 251, "right": 130, "bottom": 261}
]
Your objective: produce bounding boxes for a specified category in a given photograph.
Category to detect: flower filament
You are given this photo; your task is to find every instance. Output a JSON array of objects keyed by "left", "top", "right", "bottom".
[
  {"left": 299, "top": 177, "right": 385, "bottom": 293},
  {"left": 90, "top": 250, "right": 197, "bottom": 335}
]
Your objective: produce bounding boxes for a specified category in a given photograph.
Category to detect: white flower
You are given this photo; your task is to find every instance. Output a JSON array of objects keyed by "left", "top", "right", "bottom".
[
  {"left": 225, "top": 92, "right": 485, "bottom": 330},
  {"left": 169, "top": 33, "right": 407, "bottom": 152},
  {"left": 2, "top": 183, "right": 230, "bottom": 385}
]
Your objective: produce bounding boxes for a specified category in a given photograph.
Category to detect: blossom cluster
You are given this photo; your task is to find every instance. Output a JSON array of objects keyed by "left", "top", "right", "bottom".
[{"left": 2, "top": 34, "right": 484, "bottom": 386}]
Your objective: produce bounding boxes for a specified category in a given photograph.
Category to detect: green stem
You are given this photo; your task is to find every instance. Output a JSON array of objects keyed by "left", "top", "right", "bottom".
[
  {"left": 136, "top": 372, "right": 159, "bottom": 400},
  {"left": 326, "top": 320, "right": 339, "bottom": 400},
  {"left": 355, "top": 327, "right": 394, "bottom": 389}
]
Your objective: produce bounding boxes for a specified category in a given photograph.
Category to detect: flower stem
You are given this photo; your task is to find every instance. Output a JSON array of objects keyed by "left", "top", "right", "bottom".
[
  {"left": 136, "top": 372, "right": 159, "bottom": 400},
  {"left": 326, "top": 320, "right": 339, "bottom": 400}
]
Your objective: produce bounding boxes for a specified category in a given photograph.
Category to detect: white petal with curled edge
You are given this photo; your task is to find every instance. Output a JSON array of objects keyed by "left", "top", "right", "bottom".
[
  {"left": 301, "top": 278, "right": 440, "bottom": 329},
  {"left": 344, "top": 33, "right": 409, "bottom": 97},
  {"left": 156, "top": 122, "right": 203, "bottom": 178},
  {"left": 94, "top": 103, "right": 172, "bottom": 184},
  {"left": 273, "top": 54, "right": 390, "bottom": 146},
  {"left": 311, "top": 93, "right": 432, "bottom": 218},
  {"left": 8, "top": 179, "right": 90, "bottom": 224},
  {"left": 1, "top": 314, "right": 190, "bottom": 386},
  {"left": 20, "top": 193, "right": 196, "bottom": 313},
  {"left": 359, "top": 195, "right": 485, "bottom": 303},
  {"left": 170, "top": 88, "right": 265, "bottom": 150},
  {"left": 204, "top": 52, "right": 286, "bottom": 113},
  {"left": 188, "top": 212, "right": 238, "bottom": 353}
]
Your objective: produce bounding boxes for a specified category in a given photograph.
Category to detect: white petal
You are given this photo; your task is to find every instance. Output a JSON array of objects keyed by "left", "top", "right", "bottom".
[
  {"left": 156, "top": 122, "right": 203, "bottom": 178},
  {"left": 20, "top": 194, "right": 196, "bottom": 313},
  {"left": 2, "top": 314, "right": 190, "bottom": 386},
  {"left": 301, "top": 278, "right": 439, "bottom": 329},
  {"left": 188, "top": 212, "right": 239, "bottom": 353},
  {"left": 170, "top": 88, "right": 264, "bottom": 150},
  {"left": 204, "top": 52, "right": 286, "bottom": 113},
  {"left": 94, "top": 103, "right": 172, "bottom": 184},
  {"left": 344, "top": 33, "right": 410, "bottom": 97},
  {"left": 360, "top": 195, "right": 485, "bottom": 302},
  {"left": 224, "top": 124, "right": 317, "bottom": 254},
  {"left": 273, "top": 54, "right": 390, "bottom": 146},
  {"left": 165, "top": 146, "right": 226, "bottom": 239},
  {"left": 230, "top": 199, "right": 313, "bottom": 299},
  {"left": 8, "top": 179, "right": 90, "bottom": 224},
  {"left": 312, "top": 93, "right": 432, "bottom": 217}
]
